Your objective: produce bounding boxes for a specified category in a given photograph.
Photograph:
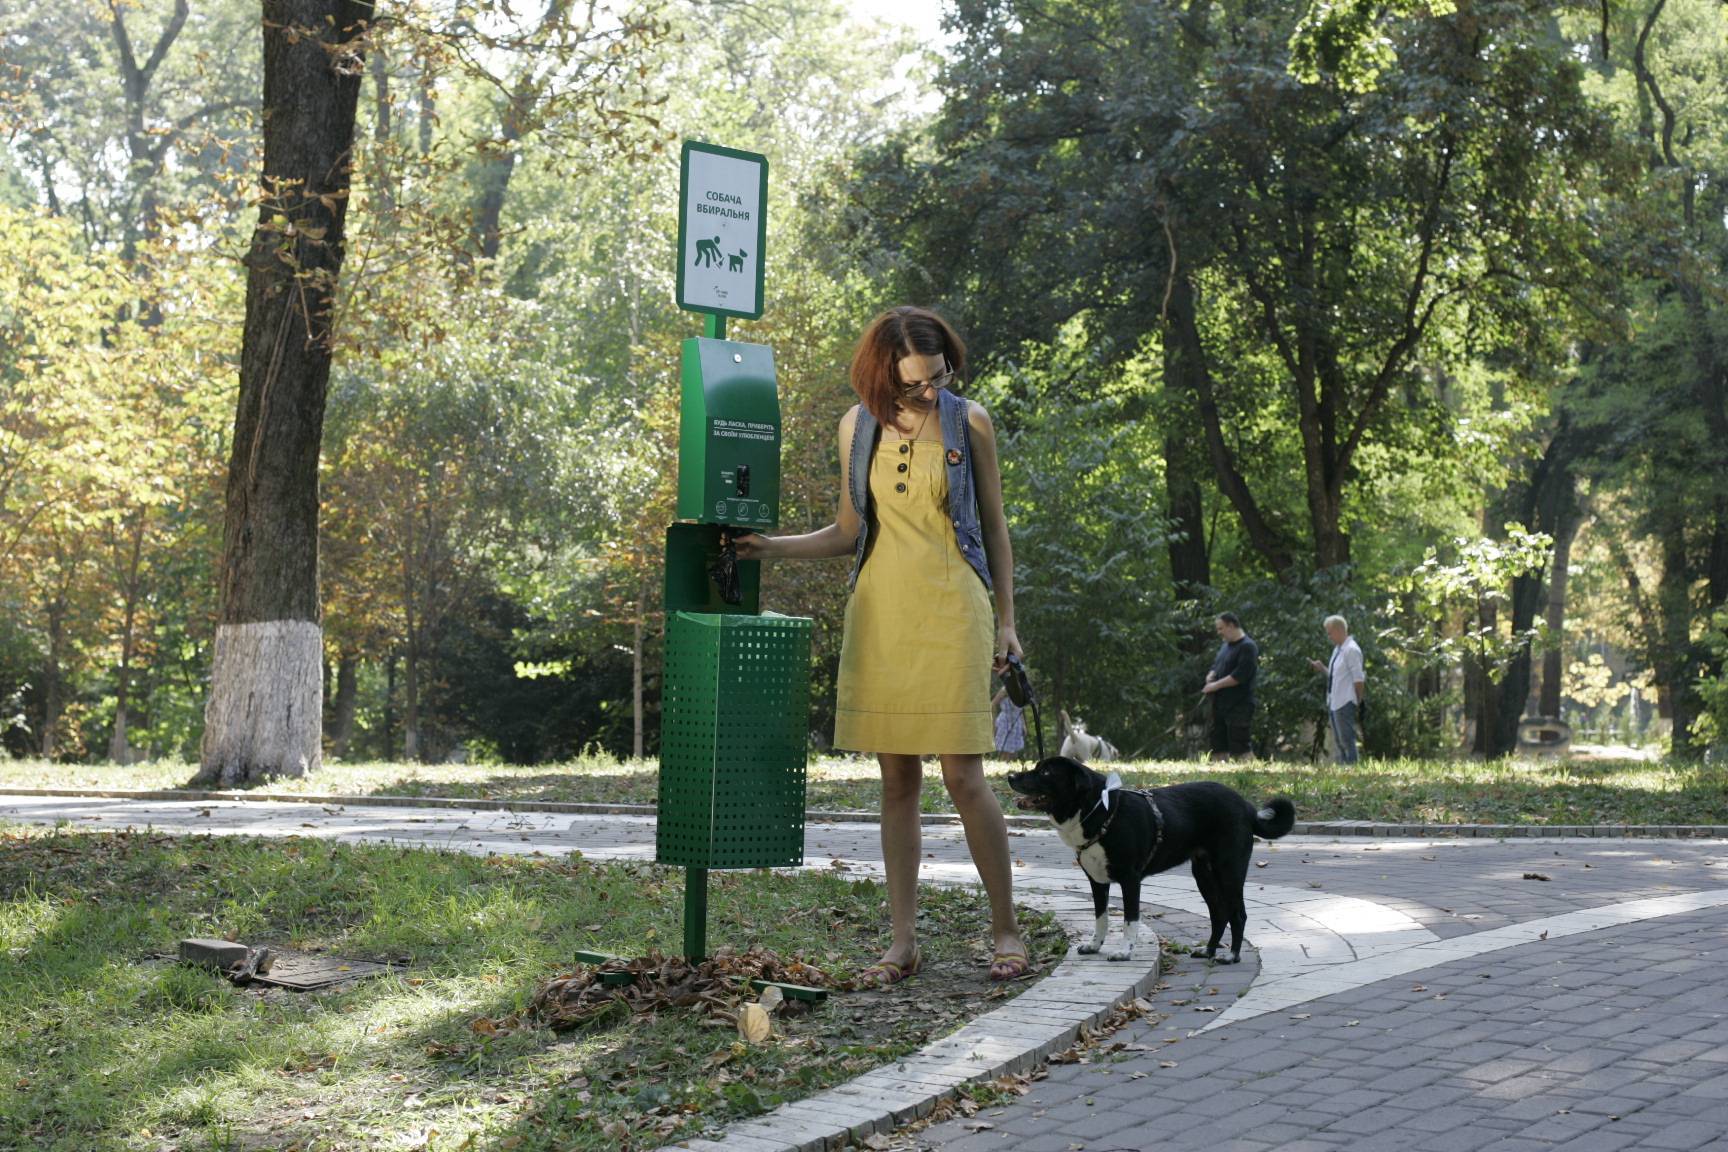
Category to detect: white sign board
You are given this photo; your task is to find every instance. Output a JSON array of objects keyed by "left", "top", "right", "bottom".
[{"left": 676, "top": 141, "right": 768, "bottom": 320}]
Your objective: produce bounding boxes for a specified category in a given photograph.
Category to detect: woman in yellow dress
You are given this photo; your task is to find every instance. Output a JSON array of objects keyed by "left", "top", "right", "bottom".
[{"left": 734, "top": 306, "right": 1028, "bottom": 983}]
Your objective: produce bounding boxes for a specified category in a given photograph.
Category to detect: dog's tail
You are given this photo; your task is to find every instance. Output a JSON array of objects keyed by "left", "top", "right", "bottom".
[{"left": 1253, "top": 797, "right": 1296, "bottom": 840}]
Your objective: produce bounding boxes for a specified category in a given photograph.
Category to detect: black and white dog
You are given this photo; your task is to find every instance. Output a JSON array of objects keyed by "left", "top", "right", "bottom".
[{"left": 1007, "top": 756, "right": 1295, "bottom": 963}]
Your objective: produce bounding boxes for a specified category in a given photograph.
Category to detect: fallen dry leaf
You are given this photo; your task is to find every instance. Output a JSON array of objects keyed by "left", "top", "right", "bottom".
[{"left": 737, "top": 1002, "right": 772, "bottom": 1044}]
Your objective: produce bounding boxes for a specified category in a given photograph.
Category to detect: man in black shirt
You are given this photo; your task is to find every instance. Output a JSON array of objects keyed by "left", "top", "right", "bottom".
[{"left": 1202, "top": 612, "right": 1258, "bottom": 759}]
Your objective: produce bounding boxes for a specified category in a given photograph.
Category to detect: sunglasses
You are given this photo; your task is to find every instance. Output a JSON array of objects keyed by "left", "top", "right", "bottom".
[{"left": 896, "top": 360, "right": 956, "bottom": 398}]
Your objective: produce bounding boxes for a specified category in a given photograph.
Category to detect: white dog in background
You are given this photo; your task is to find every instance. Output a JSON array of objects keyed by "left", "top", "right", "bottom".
[{"left": 1058, "top": 710, "right": 1119, "bottom": 762}]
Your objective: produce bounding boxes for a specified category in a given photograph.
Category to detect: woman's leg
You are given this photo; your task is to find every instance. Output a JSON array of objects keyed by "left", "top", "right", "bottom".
[
  {"left": 939, "top": 753, "right": 1024, "bottom": 956},
  {"left": 877, "top": 752, "right": 924, "bottom": 965}
]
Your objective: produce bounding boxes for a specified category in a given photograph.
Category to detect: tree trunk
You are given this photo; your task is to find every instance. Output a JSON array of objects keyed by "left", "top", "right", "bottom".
[
  {"left": 1163, "top": 450, "right": 1210, "bottom": 595},
  {"left": 1311, "top": 484, "right": 1350, "bottom": 572},
  {"left": 403, "top": 635, "right": 421, "bottom": 761},
  {"left": 467, "top": 0, "right": 572, "bottom": 259},
  {"left": 1490, "top": 568, "right": 1543, "bottom": 757},
  {"left": 1471, "top": 594, "right": 1499, "bottom": 758},
  {"left": 1487, "top": 421, "right": 1581, "bottom": 755},
  {"left": 1701, "top": 497, "right": 1728, "bottom": 701},
  {"left": 470, "top": 133, "right": 521, "bottom": 261},
  {"left": 107, "top": 659, "right": 131, "bottom": 764},
  {"left": 1659, "top": 528, "right": 1701, "bottom": 759},
  {"left": 40, "top": 596, "right": 65, "bottom": 759},
  {"left": 1539, "top": 505, "right": 1581, "bottom": 719},
  {"left": 108, "top": 514, "right": 146, "bottom": 763},
  {"left": 329, "top": 651, "right": 359, "bottom": 759},
  {"left": 632, "top": 585, "right": 645, "bottom": 760},
  {"left": 368, "top": 48, "right": 394, "bottom": 218},
  {"left": 200, "top": 0, "right": 368, "bottom": 786},
  {"left": 110, "top": 0, "right": 188, "bottom": 266},
  {"left": 382, "top": 651, "right": 397, "bottom": 759}
]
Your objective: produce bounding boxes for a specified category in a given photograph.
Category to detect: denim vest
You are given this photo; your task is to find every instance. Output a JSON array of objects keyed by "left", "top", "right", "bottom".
[{"left": 847, "top": 387, "right": 993, "bottom": 592}]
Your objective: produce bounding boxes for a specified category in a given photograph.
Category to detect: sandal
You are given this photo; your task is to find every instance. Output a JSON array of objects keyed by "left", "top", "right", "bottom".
[
  {"left": 858, "top": 945, "right": 921, "bottom": 989},
  {"left": 989, "top": 950, "right": 1032, "bottom": 982}
]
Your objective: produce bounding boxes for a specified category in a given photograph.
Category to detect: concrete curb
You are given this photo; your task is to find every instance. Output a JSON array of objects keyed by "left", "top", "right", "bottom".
[
  {"left": 673, "top": 917, "right": 1164, "bottom": 1152},
  {"left": 4, "top": 786, "right": 1728, "bottom": 838},
  {"left": 1288, "top": 820, "right": 1728, "bottom": 839}
]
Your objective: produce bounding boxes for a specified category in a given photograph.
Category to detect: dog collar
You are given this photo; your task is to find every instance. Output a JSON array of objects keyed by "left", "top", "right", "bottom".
[{"left": 1075, "top": 802, "right": 1117, "bottom": 855}]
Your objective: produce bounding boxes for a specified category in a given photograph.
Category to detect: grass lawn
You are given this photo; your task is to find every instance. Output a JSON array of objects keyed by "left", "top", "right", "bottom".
[
  {"left": 1, "top": 754, "right": 1725, "bottom": 827},
  {"left": 0, "top": 825, "right": 1066, "bottom": 1152}
]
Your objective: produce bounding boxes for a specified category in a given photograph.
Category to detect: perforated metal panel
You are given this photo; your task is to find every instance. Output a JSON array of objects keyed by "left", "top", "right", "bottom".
[{"left": 657, "top": 610, "right": 810, "bottom": 869}]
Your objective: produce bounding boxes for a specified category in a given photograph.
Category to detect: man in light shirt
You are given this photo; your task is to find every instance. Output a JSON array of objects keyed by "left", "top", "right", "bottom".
[{"left": 1308, "top": 615, "right": 1365, "bottom": 764}]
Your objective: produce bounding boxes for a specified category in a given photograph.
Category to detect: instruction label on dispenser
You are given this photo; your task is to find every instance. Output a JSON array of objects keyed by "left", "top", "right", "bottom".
[{"left": 712, "top": 419, "right": 776, "bottom": 443}]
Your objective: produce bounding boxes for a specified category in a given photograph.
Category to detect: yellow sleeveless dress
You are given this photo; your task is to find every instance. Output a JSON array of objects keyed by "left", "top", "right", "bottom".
[{"left": 832, "top": 433, "right": 996, "bottom": 755}]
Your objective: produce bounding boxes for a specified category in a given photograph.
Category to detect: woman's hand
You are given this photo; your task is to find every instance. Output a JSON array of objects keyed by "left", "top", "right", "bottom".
[
  {"left": 994, "top": 625, "right": 1024, "bottom": 676},
  {"left": 729, "top": 532, "right": 776, "bottom": 560}
]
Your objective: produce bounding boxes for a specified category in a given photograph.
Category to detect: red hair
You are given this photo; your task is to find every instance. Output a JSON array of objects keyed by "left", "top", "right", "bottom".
[{"left": 849, "top": 306, "right": 969, "bottom": 428}]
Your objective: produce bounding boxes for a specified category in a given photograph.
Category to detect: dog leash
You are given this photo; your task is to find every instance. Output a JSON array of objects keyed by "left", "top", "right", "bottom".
[{"left": 1002, "top": 653, "right": 1043, "bottom": 760}]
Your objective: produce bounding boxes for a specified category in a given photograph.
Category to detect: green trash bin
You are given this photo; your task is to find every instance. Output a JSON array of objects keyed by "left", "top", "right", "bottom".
[{"left": 657, "top": 610, "right": 810, "bottom": 871}]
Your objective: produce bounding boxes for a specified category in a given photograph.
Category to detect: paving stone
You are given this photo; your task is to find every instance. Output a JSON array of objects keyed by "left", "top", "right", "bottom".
[
  {"left": 1319, "top": 1107, "right": 1421, "bottom": 1136},
  {"left": 1681, "top": 1072, "right": 1728, "bottom": 1099},
  {"left": 1403, "top": 1104, "right": 1498, "bottom": 1133},
  {"left": 1546, "top": 1132, "right": 1639, "bottom": 1152},
  {"left": 1478, "top": 1138, "right": 1561, "bottom": 1152},
  {"left": 1641, "top": 1120, "right": 1728, "bottom": 1150},
  {"left": 1047, "top": 1104, "right": 1146, "bottom": 1140},
  {"left": 1416, "top": 1125, "right": 1529, "bottom": 1152},
  {"left": 1375, "top": 1084, "right": 1472, "bottom": 1112}
]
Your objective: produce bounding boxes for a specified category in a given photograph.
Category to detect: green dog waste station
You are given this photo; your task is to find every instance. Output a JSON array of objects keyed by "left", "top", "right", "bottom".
[{"left": 659, "top": 140, "right": 811, "bottom": 962}]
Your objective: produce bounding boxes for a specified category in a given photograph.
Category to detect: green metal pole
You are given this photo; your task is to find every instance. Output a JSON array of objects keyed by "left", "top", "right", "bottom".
[
  {"left": 684, "top": 866, "right": 708, "bottom": 960},
  {"left": 704, "top": 312, "right": 726, "bottom": 340}
]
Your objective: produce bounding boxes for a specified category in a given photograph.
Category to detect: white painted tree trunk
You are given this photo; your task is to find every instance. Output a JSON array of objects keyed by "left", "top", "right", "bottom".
[{"left": 201, "top": 620, "right": 323, "bottom": 785}]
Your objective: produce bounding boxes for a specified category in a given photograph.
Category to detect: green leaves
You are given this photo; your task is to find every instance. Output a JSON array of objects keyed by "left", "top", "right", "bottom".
[{"left": 1289, "top": 0, "right": 1400, "bottom": 92}]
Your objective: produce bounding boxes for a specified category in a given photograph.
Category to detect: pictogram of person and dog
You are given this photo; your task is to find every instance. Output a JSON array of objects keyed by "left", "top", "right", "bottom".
[{"left": 693, "top": 235, "right": 748, "bottom": 273}]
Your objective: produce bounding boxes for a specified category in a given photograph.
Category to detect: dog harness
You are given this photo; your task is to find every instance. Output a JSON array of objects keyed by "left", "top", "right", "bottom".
[{"left": 1074, "top": 785, "right": 1165, "bottom": 875}]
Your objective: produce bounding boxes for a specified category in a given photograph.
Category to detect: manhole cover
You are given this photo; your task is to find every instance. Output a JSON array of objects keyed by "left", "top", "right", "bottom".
[{"left": 252, "top": 951, "right": 394, "bottom": 991}]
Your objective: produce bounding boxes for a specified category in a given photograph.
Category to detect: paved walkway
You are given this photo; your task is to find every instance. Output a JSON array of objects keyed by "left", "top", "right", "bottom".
[{"left": 4, "top": 794, "right": 1727, "bottom": 1150}]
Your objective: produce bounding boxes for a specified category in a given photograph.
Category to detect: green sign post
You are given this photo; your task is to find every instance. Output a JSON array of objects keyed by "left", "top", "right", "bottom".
[{"left": 658, "top": 140, "right": 810, "bottom": 962}]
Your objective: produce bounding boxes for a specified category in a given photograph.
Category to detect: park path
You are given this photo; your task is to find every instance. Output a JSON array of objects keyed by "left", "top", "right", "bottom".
[{"left": 4, "top": 793, "right": 1728, "bottom": 1150}]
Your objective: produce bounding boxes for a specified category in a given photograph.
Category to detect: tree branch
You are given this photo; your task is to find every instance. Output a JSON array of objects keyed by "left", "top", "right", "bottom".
[
  {"left": 1227, "top": 221, "right": 1302, "bottom": 382},
  {"left": 1632, "top": 0, "right": 1678, "bottom": 169},
  {"left": 1337, "top": 136, "right": 1456, "bottom": 476}
]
